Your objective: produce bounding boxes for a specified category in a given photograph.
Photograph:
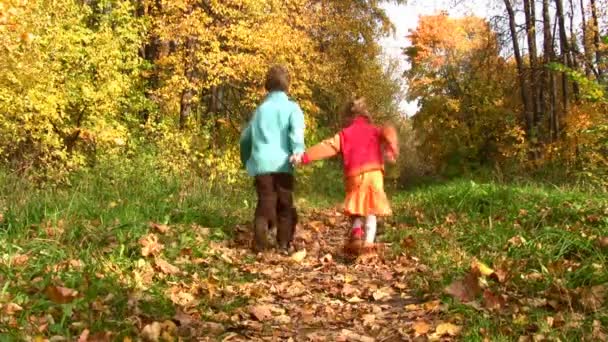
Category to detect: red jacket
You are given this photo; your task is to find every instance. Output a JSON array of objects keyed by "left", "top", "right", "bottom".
[{"left": 303, "top": 116, "right": 398, "bottom": 177}]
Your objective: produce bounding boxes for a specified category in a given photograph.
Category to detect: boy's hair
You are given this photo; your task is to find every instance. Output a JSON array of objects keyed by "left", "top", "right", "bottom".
[
  {"left": 340, "top": 97, "right": 370, "bottom": 124},
  {"left": 264, "top": 65, "right": 290, "bottom": 93}
]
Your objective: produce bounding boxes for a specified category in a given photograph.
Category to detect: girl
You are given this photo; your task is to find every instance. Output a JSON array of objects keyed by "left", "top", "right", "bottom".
[{"left": 291, "top": 98, "right": 398, "bottom": 254}]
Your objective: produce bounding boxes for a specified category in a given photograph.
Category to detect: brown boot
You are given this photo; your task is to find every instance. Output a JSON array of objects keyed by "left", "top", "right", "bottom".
[{"left": 253, "top": 217, "right": 269, "bottom": 253}]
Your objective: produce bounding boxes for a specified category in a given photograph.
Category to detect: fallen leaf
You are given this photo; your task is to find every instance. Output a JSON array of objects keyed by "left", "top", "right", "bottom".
[
  {"left": 578, "top": 285, "right": 606, "bottom": 312},
  {"left": 155, "top": 258, "right": 180, "bottom": 275},
  {"left": 412, "top": 320, "right": 431, "bottom": 336},
  {"left": 444, "top": 271, "right": 481, "bottom": 302},
  {"left": 320, "top": 253, "right": 333, "bottom": 263},
  {"left": 490, "top": 268, "right": 508, "bottom": 283},
  {"left": 471, "top": 259, "right": 494, "bottom": 277},
  {"left": 483, "top": 289, "right": 506, "bottom": 311},
  {"left": 508, "top": 235, "right": 526, "bottom": 247},
  {"left": 77, "top": 329, "right": 89, "bottom": 342},
  {"left": 308, "top": 221, "right": 324, "bottom": 232},
  {"left": 45, "top": 285, "right": 78, "bottom": 304},
  {"left": 291, "top": 249, "right": 307, "bottom": 263},
  {"left": 362, "top": 314, "right": 375, "bottom": 327},
  {"left": 250, "top": 305, "right": 273, "bottom": 321},
  {"left": 140, "top": 234, "right": 164, "bottom": 257},
  {"left": 3, "top": 303, "right": 23, "bottom": 315},
  {"left": 401, "top": 235, "right": 416, "bottom": 249},
  {"left": 149, "top": 222, "right": 169, "bottom": 234},
  {"left": 372, "top": 287, "right": 393, "bottom": 301},
  {"left": 173, "top": 308, "right": 194, "bottom": 326},
  {"left": 592, "top": 320, "right": 607, "bottom": 341},
  {"left": 141, "top": 322, "right": 161, "bottom": 342},
  {"left": 339, "top": 329, "right": 374, "bottom": 342},
  {"left": 347, "top": 296, "right": 364, "bottom": 303},
  {"left": 435, "top": 322, "right": 462, "bottom": 336},
  {"left": 11, "top": 254, "right": 29, "bottom": 266}
]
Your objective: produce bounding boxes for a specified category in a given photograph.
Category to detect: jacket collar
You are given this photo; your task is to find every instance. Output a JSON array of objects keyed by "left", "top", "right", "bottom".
[{"left": 266, "top": 91, "right": 288, "bottom": 101}]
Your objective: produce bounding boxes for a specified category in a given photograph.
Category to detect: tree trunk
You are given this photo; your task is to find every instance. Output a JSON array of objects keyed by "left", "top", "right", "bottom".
[
  {"left": 555, "top": 0, "right": 570, "bottom": 115},
  {"left": 504, "top": 0, "right": 534, "bottom": 136},
  {"left": 179, "top": 37, "right": 196, "bottom": 129},
  {"left": 568, "top": 0, "right": 581, "bottom": 100},
  {"left": 579, "top": 0, "right": 591, "bottom": 76},
  {"left": 590, "top": 0, "right": 603, "bottom": 79},
  {"left": 543, "top": 0, "right": 559, "bottom": 140},
  {"left": 524, "top": 0, "right": 540, "bottom": 129}
]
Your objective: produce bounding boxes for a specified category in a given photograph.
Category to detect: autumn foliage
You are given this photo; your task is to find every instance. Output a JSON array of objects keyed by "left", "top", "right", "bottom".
[
  {"left": 0, "top": 0, "right": 404, "bottom": 182},
  {"left": 404, "top": 7, "right": 607, "bottom": 186}
]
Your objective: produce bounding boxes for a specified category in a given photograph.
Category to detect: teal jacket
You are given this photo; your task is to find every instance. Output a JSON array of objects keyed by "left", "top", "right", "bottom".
[{"left": 240, "top": 91, "right": 306, "bottom": 176}]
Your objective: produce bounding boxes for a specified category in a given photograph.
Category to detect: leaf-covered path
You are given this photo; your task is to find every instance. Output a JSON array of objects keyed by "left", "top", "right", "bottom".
[{"left": 187, "top": 208, "right": 460, "bottom": 341}]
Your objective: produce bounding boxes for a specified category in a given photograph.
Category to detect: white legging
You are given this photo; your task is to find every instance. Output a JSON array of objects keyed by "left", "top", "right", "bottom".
[{"left": 353, "top": 215, "right": 377, "bottom": 243}]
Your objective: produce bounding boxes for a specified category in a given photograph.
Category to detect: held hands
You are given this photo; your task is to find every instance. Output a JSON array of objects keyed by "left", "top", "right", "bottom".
[{"left": 290, "top": 153, "right": 304, "bottom": 166}]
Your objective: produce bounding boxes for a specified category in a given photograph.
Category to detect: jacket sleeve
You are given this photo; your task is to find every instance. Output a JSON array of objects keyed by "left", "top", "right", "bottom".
[
  {"left": 302, "top": 133, "right": 341, "bottom": 163},
  {"left": 381, "top": 124, "right": 399, "bottom": 162},
  {"left": 289, "top": 105, "right": 306, "bottom": 154},
  {"left": 239, "top": 123, "right": 252, "bottom": 168}
]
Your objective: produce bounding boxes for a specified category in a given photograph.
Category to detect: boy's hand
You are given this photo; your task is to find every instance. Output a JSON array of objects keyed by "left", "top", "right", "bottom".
[{"left": 290, "top": 153, "right": 303, "bottom": 166}]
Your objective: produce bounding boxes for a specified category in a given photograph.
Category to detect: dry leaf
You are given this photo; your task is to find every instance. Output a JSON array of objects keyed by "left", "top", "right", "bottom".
[
  {"left": 250, "top": 305, "right": 272, "bottom": 321},
  {"left": 483, "top": 289, "right": 506, "bottom": 311},
  {"left": 291, "top": 249, "right": 307, "bottom": 263},
  {"left": 490, "top": 268, "right": 508, "bottom": 283},
  {"left": 412, "top": 320, "right": 431, "bottom": 336},
  {"left": 3, "top": 303, "right": 23, "bottom": 315},
  {"left": 444, "top": 271, "right": 481, "bottom": 302},
  {"left": 140, "top": 234, "right": 164, "bottom": 257},
  {"left": 141, "top": 322, "right": 161, "bottom": 342},
  {"left": 435, "top": 322, "right": 462, "bottom": 336},
  {"left": 372, "top": 287, "right": 392, "bottom": 301},
  {"left": 508, "top": 235, "right": 526, "bottom": 247},
  {"left": 471, "top": 259, "right": 494, "bottom": 277},
  {"left": 308, "top": 221, "right": 324, "bottom": 232},
  {"left": 155, "top": 258, "right": 180, "bottom": 275},
  {"left": 362, "top": 314, "right": 375, "bottom": 327},
  {"left": 77, "top": 329, "right": 89, "bottom": 342},
  {"left": 578, "top": 285, "right": 606, "bottom": 312},
  {"left": 173, "top": 308, "right": 194, "bottom": 326},
  {"left": 149, "top": 222, "right": 169, "bottom": 234},
  {"left": 320, "top": 253, "right": 333, "bottom": 263},
  {"left": 45, "top": 285, "right": 78, "bottom": 304},
  {"left": 11, "top": 254, "right": 29, "bottom": 266},
  {"left": 401, "top": 235, "right": 416, "bottom": 249},
  {"left": 339, "top": 329, "right": 374, "bottom": 342}
]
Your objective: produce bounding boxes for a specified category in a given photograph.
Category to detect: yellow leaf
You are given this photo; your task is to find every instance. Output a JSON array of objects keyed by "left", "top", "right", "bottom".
[
  {"left": 435, "top": 322, "right": 462, "bottom": 336},
  {"left": 290, "top": 249, "right": 307, "bottom": 263}
]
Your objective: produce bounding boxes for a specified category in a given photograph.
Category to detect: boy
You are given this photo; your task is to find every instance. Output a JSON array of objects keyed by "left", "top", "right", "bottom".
[{"left": 240, "top": 65, "right": 305, "bottom": 252}]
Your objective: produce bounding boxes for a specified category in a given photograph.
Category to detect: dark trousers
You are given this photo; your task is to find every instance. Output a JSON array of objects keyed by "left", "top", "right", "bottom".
[{"left": 253, "top": 173, "right": 297, "bottom": 251}]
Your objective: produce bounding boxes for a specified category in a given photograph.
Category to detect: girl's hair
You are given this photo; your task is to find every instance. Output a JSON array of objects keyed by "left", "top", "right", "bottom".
[
  {"left": 340, "top": 97, "right": 370, "bottom": 125},
  {"left": 264, "top": 65, "right": 290, "bottom": 93}
]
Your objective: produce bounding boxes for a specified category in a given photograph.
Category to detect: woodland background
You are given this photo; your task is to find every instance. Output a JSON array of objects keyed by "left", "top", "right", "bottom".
[{"left": 0, "top": 0, "right": 606, "bottom": 186}]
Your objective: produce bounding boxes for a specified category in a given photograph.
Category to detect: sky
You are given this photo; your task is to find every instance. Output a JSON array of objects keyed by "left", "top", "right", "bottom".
[{"left": 379, "top": 0, "right": 498, "bottom": 116}]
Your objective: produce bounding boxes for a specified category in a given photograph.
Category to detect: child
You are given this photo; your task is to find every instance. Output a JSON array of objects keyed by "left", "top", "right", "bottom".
[
  {"left": 240, "top": 65, "right": 306, "bottom": 253},
  {"left": 291, "top": 98, "right": 398, "bottom": 254}
]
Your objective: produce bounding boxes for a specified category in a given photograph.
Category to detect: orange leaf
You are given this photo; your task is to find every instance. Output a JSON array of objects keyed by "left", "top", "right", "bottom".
[{"left": 45, "top": 285, "right": 78, "bottom": 304}]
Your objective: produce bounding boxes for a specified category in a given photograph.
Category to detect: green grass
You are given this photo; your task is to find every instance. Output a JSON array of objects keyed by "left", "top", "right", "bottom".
[
  {"left": 383, "top": 179, "right": 608, "bottom": 340},
  {"left": 1, "top": 160, "right": 606, "bottom": 340},
  {"left": 0, "top": 159, "right": 254, "bottom": 339}
]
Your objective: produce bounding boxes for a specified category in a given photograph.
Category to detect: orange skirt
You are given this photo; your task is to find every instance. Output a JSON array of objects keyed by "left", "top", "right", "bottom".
[{"left": 343, "top": 170, "right": 392, "bottom": 217}]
